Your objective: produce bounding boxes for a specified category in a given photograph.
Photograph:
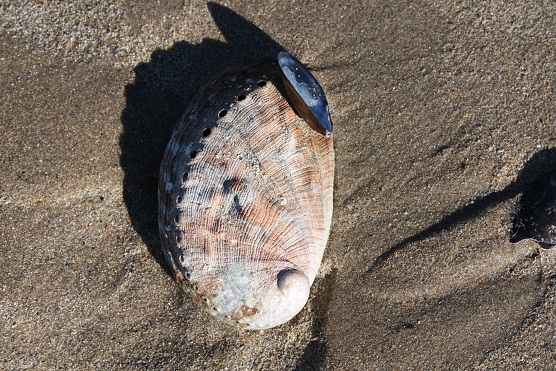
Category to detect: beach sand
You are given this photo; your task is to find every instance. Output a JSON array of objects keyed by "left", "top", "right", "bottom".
[{"left": 1, "top": 1, "right": 555, "bottom": 369}]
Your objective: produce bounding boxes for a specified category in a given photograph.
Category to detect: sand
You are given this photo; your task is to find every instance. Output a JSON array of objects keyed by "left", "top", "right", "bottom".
[{"left": 1, "top": 0, "right": 555, "bottom": 369}]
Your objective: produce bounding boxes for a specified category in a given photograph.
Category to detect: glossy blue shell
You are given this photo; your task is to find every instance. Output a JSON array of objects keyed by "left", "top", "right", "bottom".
[{"left": 277, "top": 52, "right": 333, "bottom": 137}]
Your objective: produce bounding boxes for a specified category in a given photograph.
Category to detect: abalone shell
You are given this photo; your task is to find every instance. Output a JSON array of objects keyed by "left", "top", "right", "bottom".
[{"left": 158, "top": 55, "right": 334, "bottom": 330}]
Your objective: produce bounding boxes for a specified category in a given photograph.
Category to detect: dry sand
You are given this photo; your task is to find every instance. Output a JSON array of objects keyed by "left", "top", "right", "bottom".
[{"left": 1, "top": 0, "right": 555, "bottom": 369}]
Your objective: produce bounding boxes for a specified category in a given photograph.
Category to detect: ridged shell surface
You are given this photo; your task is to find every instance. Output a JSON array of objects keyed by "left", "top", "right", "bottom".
[{"left": 158, "top": 58, "right": 334, "bottom": 330}]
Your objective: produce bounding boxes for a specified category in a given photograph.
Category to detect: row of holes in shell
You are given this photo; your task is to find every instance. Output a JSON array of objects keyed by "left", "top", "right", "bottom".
[
  {"left": 174, "top": 80, "right": 269, "bottom": 320},
  {"left": 175, "top": 79, "right": 268, "bottom": 210},
  {"left": 178, "top": 266, "right": 225, "bottom": 315},
  {"left": 188, "top": 81, "right": 268, "bottom": 155},
  {"left": 170, "top": 79, "right": 270, "bottom": 289}
]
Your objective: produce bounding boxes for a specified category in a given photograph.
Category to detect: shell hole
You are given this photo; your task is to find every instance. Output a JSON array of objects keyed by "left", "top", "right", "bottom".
[
  {"left": 177, "top": 195, "right": 183, "bottom": 204},
  {"left": 213, "top": 307, "right": 218, "bottom": 311},
  {"left": 218, "top": 109, "right": 227, "bottom": 118},
  {"left": 182, "top": 172, "right": 188, "bottom": 182},
  {"left": 257, "top": 80, "right": 267, "bottom": 87},
  {"left": 178, "top": 254, "right": 185, "bottom": 264},
  {"left": 176, "top": 234, "right": 183, "bottom": 243},
  {"left": 185, "top": 272, "right": 191, "bottom": 280},
  {"left": 174, "top": 214, "right": 180, "bottom": 223},
  {"left": 190, "top": 150, "right": 198, "bottom": 159},
  {"left": 237, "top": 94, "right": 246, "bottom": 101},
  {"left": 203, "top": 297, "right": 209, "bottom": 303},
  {"left": 202, "top": 128, "right": 211, "bottom": 137}
]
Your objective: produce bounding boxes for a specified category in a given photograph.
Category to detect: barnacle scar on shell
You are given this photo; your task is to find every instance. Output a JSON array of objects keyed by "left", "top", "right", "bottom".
[
  {"left": 158, "top": 52, "right": 335, "bottom": 329},
  {"left": 510, "top": 170, "right": 556, "bottom": 248}
]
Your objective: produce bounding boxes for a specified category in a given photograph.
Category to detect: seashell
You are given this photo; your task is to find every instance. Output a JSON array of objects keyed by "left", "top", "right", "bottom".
[
  {"left": 510, "top": 171, "right": 556, "bottom": 248},
  {"left": 158, "top": 53, "right": 334, "bottom": 330},
  {"left": 277, "top": 52, "right": 333, "bottom": 137}
]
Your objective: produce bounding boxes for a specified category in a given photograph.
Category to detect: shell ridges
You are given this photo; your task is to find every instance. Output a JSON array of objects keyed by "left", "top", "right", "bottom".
[{"left": 158, "top": 57, "right": 334, "bottom": 329}]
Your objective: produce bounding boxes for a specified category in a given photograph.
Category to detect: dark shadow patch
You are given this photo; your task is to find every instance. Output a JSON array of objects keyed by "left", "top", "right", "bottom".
[
  {"left": 232, "top": 194, "right": 243, "bottom": 214},
  {"left": 119, "top": 3, "right": 285, "bottom": 275},
  {"left": 294, "top": 268, "right": 337, "bottom": 370},
  {"left": 223, "top": 178, "right": 238, "bottom": 193},
  {"left": 510, "top": 170, "right": 556, "bottom": 248},
  {"left": 366, "top": 147, "right": 556, "bottom": 274}
]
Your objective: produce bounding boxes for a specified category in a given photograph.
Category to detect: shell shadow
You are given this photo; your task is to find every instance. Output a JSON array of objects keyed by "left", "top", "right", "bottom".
[
  {"left": 119, "top": 3, "right": 284, "bottom": 275},
  {"left": 366, "top": 147, "right": 556, "bottom": 274},
  {"left": 293, "top": 269, "right": 336, "bottom": 371}
]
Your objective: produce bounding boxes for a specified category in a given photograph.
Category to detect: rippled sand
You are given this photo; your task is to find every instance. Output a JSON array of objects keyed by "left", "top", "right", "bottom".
[{"left": 1, "top": 1, "right": 555, "bottom": 369}]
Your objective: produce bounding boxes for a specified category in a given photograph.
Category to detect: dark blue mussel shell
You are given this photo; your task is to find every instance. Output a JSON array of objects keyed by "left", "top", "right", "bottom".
[
  {"left": 277, "top": 52, "right": 333, "bottom": 137},
  {"left": 510, "top": 171, "right": 556, "bottom": 248}
]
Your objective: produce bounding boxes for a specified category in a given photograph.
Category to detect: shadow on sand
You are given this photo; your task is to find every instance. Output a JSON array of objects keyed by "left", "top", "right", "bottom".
[{"left": 367, "top": 147, "right": 556, "bottom": 274}]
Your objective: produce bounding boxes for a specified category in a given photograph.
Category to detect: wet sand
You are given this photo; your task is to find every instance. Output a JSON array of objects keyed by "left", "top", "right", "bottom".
[{"left": 1, "top": 1, "right": 555, "bottom": 369}]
